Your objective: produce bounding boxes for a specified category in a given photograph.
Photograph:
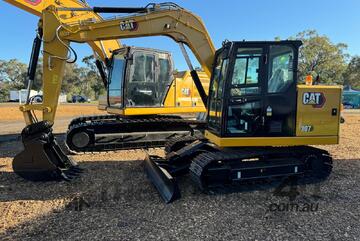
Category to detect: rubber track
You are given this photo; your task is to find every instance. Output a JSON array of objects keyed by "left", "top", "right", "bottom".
[
  {"left": 66, "top": 115, "right": 206, "bottom": 153},
  {"left": 68, "top": 114, "right": 184, "bottom": 129},
  {"left": 164, "top": 135, "right": 200, "bottom": 155},
  {"left": 189, "top": 146, "right": 332, "bottom": 190},
  {"left": 68, "top": 114, "right": 120, "bottom": 129}
]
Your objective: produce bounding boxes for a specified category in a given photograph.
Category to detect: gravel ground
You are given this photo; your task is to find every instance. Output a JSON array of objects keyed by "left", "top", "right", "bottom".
[{"left": 0, "top": 114, "right": 359, "bottom": 241}]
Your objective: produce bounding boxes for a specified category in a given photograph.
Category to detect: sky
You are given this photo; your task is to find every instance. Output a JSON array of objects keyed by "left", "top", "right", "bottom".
[{"left": 1, "top": 0, "right": 360, "bottom": 70}]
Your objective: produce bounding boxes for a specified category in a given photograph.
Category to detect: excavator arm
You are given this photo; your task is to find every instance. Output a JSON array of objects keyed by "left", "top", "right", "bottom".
[{"left": 60, "top": 4, "right": 216, "bottom": 76}]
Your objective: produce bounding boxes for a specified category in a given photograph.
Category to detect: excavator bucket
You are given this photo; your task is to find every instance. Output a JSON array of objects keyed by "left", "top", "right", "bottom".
[
  {"left": 144, "top": 154, "right": 181, "bottom": 203},
  {"left": 13, "top": 121, "right": 82, "bottom": 181}
]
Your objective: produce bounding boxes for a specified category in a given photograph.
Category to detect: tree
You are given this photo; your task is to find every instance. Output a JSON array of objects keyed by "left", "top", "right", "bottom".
[
  {"left": 0, "top": 59, "right": 27, "bottom": 89},
  {"left": 0, "top": 82, "right": 10, "bottom": 102},
  {"left": 32, "top": 57, "right": 43, "bottom": 91},
  {"left": 0, "top": 56, "right": 106, "bottom": 102},
  {"left": 82, "top": 55, "right": 105, "bottom": 100},
  {"left": 61, "top": 63, "right": 82, "bottom": 100},
  {"left": 343, "top": 56, "right": 360, "bottom": 89},
  {"left": 295, "top": 30, "right": 348, "bottom": 84}
]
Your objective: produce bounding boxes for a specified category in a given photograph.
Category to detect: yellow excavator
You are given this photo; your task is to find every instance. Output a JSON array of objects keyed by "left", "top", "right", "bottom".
[
  {"left": 10, "top": 3, "right": 341, "bottom": 203},
  {"left": 65, "top": 47, "right": 209, "bottom": 153},
  {"left": 6, "top": 0, "right": 210, "bottom": 153}
]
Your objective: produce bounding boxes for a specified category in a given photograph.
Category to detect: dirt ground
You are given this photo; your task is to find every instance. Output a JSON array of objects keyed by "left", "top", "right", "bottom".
[
  {"left": 0, "top": 103, "right": 103, "bottom": 136},
  {"left": 0, "top": 103, "right": 103, "bottom": 122},
  {"left": 0, "top": 110, "right": 359, "bottom": 240}
]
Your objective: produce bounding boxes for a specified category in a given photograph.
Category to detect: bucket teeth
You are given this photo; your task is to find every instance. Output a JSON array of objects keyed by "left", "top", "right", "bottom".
[{"left": 13, "top": 121, "right": 83, "bottom": 182}]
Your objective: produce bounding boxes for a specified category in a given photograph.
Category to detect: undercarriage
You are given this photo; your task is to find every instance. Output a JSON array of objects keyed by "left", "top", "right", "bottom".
[
  {"left": 144, "top": 138, "right": 333, "bottom": 203},
  {"left": 65, "top": 115, "right": 206, "bottom": 153}
]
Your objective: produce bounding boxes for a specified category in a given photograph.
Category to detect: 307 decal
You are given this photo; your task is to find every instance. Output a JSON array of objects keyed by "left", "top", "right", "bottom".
[{"left": 300, "top": 125, "right": 313, "bottom": 132}]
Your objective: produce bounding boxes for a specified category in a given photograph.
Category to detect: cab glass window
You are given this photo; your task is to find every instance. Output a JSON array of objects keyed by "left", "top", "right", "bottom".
[
  {"left": 130, "top": 53, "right": 155, "bottom": 82},
  {"left": 268, "top": 45, "right": 294, "bottom": 93},
  {"left": 157, "top": 56, "right": 172, "bottom": 105},
  {"left": 232, "top": 57, "right": 260, "bottom": 85},
  {"left": 158, "top": 57, "right": 171, "bottom": 83},
  {"left": 108, "top": 55, "right": 126, "bottom": 107},
  {"left": 208, "top": 53, "right": 227, "bottom": 131},
  {"left": 230, "top": 48, "right": 262, "bottom": 97},
  {"left": 226, "top": 101, "right": 261, "bottom": 134}
]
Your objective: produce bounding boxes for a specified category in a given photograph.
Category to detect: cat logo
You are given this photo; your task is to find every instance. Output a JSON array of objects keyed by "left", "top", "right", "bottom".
[
  {"left": 302, "top": 92, "right": 325, "bottom": 108},
  {"left": 25, "top": 0, "right": 41, "bottom": 6},
  {"left": 181, "top": 88, "right": 191, "bottom": 97},
  {"left": 120, "top": 20, "right": 138, "bottom": 31}
]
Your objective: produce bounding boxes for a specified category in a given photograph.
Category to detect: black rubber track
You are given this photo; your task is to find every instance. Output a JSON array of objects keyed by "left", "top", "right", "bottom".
[
  {"left": 189, "top": 146, "right": 332, "bottom": 191},
  {"left": 66, "top": 115, "right": 206, "bottom": 153}
]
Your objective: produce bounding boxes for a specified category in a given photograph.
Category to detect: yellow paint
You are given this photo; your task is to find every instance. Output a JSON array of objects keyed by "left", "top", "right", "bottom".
[
  {"left": 296, "top": 85, "right": 342, "bottom": 137},
  {"left": 52, "top": 74, "right": 59, "bottom": 85},
  {"left": 107, "top": 106, "right": 206, "bottom": 116},
  {"left": 163, "top": 71, "right": 209, "bottom": 109},
  {"left": 205, "top": 130, "right": 339, "bottom": 147}
]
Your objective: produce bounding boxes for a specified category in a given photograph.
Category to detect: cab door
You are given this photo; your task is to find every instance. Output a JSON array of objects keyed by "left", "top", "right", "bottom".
[
  {"left": 263, "top": 44, "right": 298, "bottom": 136},
  {"left": 207, "top": 50, "right": 229, "bottom": 135},
  {"left": 224, "top": 45, "right": 266, "bottom": 137},
  {"left": 223, "top": 42, "right": 299, "bottom": 137}
]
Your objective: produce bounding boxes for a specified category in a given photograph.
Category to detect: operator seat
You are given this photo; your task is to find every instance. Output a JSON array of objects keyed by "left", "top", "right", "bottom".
[{"left": 268, "top": 68, "right": 286, "bottom": 93}]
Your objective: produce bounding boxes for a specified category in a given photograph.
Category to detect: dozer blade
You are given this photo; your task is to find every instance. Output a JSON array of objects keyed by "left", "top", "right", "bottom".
[
  {"left": 13, "top": 121, "right": 82, "bottom": 181},
  {"left": 144, "top": 154, "right": 181, "bottom": 203}
]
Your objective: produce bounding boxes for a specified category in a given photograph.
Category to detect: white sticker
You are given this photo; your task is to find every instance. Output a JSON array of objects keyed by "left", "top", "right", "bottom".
[
  {"left": 300, "top": 125, "right": 313, "bottom": 132},
  {"left": 302, "top": 92, "right": 325, "bottom": 108}
]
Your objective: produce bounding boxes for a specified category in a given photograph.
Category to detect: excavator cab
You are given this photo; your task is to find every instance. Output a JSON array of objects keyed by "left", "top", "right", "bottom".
[
  {"left": 207, "top": 40, "right": 300, "bottom": 138},
  {"left": 204, "top": 40, "right": 341, "bottom": 146},
  {"left": 107, "top": 47, "right": 174, "bottom": 109},
  {"left": 101, "top": 46, "right": 208, "bottom": 116}
]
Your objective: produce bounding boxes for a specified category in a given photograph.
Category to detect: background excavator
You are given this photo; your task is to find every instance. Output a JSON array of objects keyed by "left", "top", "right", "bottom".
[
  {"left": 66, "top": 46, "right": 209, "bottom": 153},
  {"left": 6, "top": 0, "right": 210, "bottom": 154},
  {"left": 9, "top": 2, "right": 341, "bottom": 203}
]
